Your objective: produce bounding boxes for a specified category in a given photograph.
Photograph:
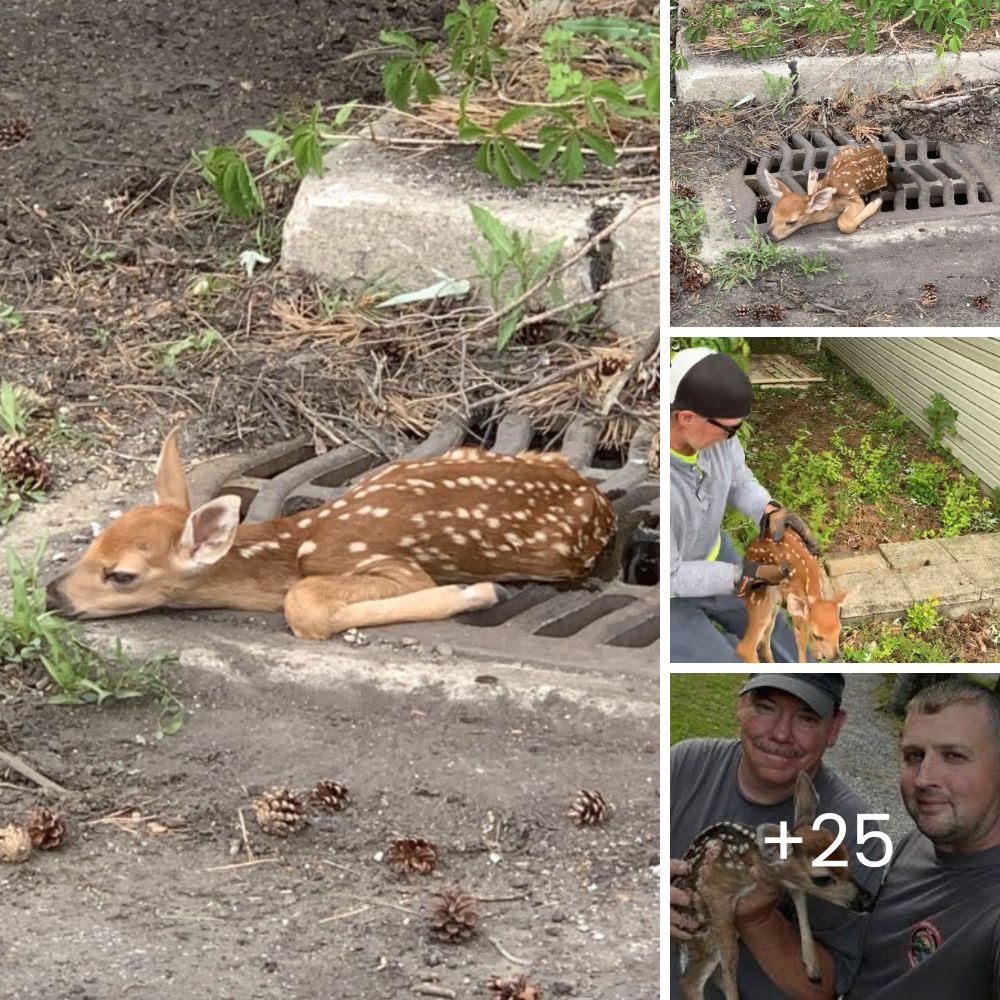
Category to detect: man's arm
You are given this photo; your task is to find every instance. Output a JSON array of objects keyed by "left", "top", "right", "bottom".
[{"left": 735, "top": 896, "right": 837, "bottom": 1000}]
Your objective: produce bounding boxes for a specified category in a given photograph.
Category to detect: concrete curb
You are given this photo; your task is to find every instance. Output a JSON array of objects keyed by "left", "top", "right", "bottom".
[
  {"left": 827, "top": 531, "right": 1000, "bottom": 622},
  {"left": 675, "top": 28, "right": 1000, "bottom": 103},
  {"left": 280, "top": 120, "right": 658, "bottom": 339}
]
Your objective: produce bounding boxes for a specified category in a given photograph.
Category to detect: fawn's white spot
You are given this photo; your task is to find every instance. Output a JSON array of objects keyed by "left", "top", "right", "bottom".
[
  {"left": 348, "top": 541, "right": 367, "bottom": 553},
  {"left": 372, "top": 507, "right": 389, "bottom": 518},
  {"left": 297, "top": 540, "right": 317, "bottom": 557},
  {"left": 318, "top": 509, "right": 331, "bottom": 518}
]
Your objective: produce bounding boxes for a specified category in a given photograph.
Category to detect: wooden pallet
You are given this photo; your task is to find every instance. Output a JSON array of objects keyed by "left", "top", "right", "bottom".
[{"left": 749, "top": 353, "right": 824, "bottom": 387}]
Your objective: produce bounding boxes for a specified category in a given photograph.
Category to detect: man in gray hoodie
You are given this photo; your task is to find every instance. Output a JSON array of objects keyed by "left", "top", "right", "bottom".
[{"left": 670, "top": 347, "right": 819, "bottom": 663}]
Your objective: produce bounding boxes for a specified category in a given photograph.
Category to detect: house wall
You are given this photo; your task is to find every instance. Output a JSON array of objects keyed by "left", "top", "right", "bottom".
[{"left": 824, "top": 337, "right": 1000, "bottom": 490}]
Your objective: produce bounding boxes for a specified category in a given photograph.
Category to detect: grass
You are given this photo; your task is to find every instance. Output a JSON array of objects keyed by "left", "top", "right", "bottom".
[
  {"left": 1, "top": 540, "right": 185, "bottom": 737},
  {"left": 713, "top": 228, "right": 832, "bottom": 291},
  {"left": 669, "top": 673, "right": 744, "bottom": 744},
  {"left": 669, "top": 183, "right": 706, "bottom": 254}
]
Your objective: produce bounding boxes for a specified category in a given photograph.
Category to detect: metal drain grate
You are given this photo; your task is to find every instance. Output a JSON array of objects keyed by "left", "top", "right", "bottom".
[
  {"left": 203, "top": 413, "right": 659, "bottom": 676},
  {"left": 732, "top": 127, "right": 998, "bottom": 236}
]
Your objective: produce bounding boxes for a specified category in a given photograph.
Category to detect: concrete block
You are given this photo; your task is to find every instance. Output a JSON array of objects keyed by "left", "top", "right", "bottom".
[
  {"left": 962, "top": 561, "right": 1000, "bottom": 602},
  {"left": 937, "top": 532, "right": 1000, "bottom": 565},
  {"left": 879, "top": 538, "right": 957, "bottom": 571},
  {"left": 280, "top": 123, "right": 658, "bottom": 339},
  {"left": 903, "top": 563, "right": 979, "bottom": 606},
  {"left": 604, "top": 196, "right": 659, "bottom": 339},
  {"left": 836, "top": 571, "right": 912, "bottom": 622},
  {"left": 827, "top": 553, "right": 887, "bottom": 578}
]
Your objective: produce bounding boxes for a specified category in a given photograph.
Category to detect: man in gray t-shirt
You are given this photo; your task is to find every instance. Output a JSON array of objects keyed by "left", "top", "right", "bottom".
[
  {"left": 670, "top": 673, "right": 884, "bottom": 999},
  {"left": 847, "top": 679, "right": 1000, "bottom": 999}
]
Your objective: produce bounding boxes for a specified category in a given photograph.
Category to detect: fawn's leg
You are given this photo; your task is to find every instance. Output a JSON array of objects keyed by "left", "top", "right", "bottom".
[
  {"left": 790, "top": 888, "right": 823, "bottom": 983},
  {"left": 791, "top": 615, "right": 811, "bottom": 663},
  {"left": 736, "top": 589, "right": 771, "bottom": 663},
  {"left": 838, "top": 196, "right": 882, "bottom": 233},
  {"left": 283, "top": 558, "right": 504, "bottom": 639},
  {"left": 678, "top": 938, "right": 722, "bottom": 1000},
  {"left": 759, "top": 587, "right": 781, "bottom": 663},
  {"left": 702, "top": 895, "right": 741, "bottom": 1000}
]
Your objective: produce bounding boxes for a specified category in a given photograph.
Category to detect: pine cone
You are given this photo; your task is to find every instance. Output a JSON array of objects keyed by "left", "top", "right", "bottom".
[
  {"left": 0, "top": 824, "right": 32, "bottom": 863},
  {"left": 387, "top": 835, "right": 439, "bottom": 874},
  {"left": 308, "top": 780, "right": 350, "bottom": 812},
  {"left": 681, "top": 272, "right": 703, "bottom": 294},
  {"left": 0, "top": 118, "right": 31, "bottom": 148},
  {"left": 756, "top": 194, "right": 772, "bottom": 217},
  {"left": 734, "top": 304, "right": 753, "bottom": 317},
  {"left": 24, "top": 805, "right": 68, "bottom": 850},
  {"left": 762, "top": 303, "right": 786, "bottom": 321},
  {"left": 428, "top": 887, "right": 479, "bottom": 942},
  {"left": 0, "top": 435, "right": 50, "bottom": 491},
  {"left": 252, "top": 787, "right": 309, "bottom": 836},
  {"left": 919, "top": 283, "right": 938, "bottom": 308},
  {"left": 671, "top": 180, "right": 697, "bottom": 199},
  {"left": 568, "top": 789, "right": 613, "bottom": 826},
  {"left": 972, "top": 295, "right": 992, "bottom": 311},
  {"left": 487, "top": 973, "right": 542, "bottom": 1000},
  {"left": 669, "top": 243, "right": 685, "bottom": 274}
]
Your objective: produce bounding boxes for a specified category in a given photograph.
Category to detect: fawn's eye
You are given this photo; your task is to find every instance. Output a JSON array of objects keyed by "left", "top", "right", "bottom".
[
  {"left": 104, "top": 570, "right": 138, "bottom": 586},
  {"left": 812, "top": 875, "right": 836, "bottom": 887}
]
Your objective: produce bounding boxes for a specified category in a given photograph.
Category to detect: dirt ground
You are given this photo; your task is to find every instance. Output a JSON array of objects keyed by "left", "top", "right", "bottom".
[
  {"left": 669, "top": 84, "right": 1000, "bottom": 327},
  {"left": 0, "top": 3, "right": 660, "bottom": 997}
]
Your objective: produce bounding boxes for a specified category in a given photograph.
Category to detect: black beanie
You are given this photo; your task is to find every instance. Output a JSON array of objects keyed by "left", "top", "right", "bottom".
[{"left": 671, "top": 350, "right": 752, "bottom": 418}]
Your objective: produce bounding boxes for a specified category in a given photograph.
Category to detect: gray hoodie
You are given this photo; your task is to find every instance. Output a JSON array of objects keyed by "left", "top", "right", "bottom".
[{"left": 670, "top": 435, "right": 772, "bottom": 597}]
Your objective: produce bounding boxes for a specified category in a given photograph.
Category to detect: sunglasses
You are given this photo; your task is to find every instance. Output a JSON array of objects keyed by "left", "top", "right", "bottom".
[{"left": 703, "top": 416, "right": 744, "bottom": 438}]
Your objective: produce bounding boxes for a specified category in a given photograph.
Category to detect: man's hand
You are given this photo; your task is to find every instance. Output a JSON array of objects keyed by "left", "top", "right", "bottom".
[
  {"left": 761, "top": 505, "right": 821, "bottom": 556},
  {"left": 670, "top": 859, "right": 701, "bottom": 941},
  {"left": 736, "top": 559, "right": 790, "bottom": 597}
]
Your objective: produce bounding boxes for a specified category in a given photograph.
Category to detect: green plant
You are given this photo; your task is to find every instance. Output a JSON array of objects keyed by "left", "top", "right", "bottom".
[
  {"left": 924, "top": 391, "right": 959, "bottom": 454},
  {"left": 761, "top": 68, "right": 795, "bottom": 113},
  {"left": 380, "top": 29, "right": 442, "bottom": 110},
  {"left": 769, "top": 431, "right": 846, "bottom": 547},
  {"left": 541, "top": 25, "right": 585, "bottom": 99},
  {"left": 158, "top": 329, "right": 222, "bottom": 370},
  {"left": 443, "top": 1, "right": 507, "bottom": 83},
  {"left": 941, "top": 473, "right": 994, "bottom": 536},
  {"left": 0, "top": 302, "right": 23, "bottom": 329},
  {"left": 669, "top": 187, "right": 707, "bottom": 254},
  {"left": 874, "top": 394, "right": 910, "bottom": 435},
  {"left": 468, "top": 204, "right": 565, "bottom": 350},
  {"left": 0, "top": 380, "right": 33, "bottom": 435},
  {"left": 840, "top": 433, "right": 901, "bottom": 502},
  {"left": 1, "top": 542, "right": 184, "bottom": 736},
  {"left": 906, "top": 460, "right": 950, "bottom": 506},
  {"left": 841, "top": 628, "right": 951, "bottom": 664},
  {"left": 905, "top": 597, "right": 940, "bottom": 635},
  {"left": 458, "top": 101, "right": 543, "bottom": 187},
  {"left": 713, "top": 227, "right": 828, "bottom": 291}
]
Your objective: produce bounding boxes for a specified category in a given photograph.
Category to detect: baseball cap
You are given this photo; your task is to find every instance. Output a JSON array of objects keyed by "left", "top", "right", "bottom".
[
  {"left": 670, "top": 347, "right": 753, "bottom": 419},
  {"left": 739, "top": 673, "right": 845, "bottom": 718}
]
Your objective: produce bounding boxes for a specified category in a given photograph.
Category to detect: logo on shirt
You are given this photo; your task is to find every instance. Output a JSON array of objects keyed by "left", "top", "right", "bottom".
[{"left": 908, "top": 921, "right": 943, "bottom": 967}]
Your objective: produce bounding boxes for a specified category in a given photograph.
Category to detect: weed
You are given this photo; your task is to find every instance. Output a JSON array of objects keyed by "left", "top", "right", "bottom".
[
  {"left": 941, "top": 473, "right": 995, "bottom": 535},
  {"left": 380, "top": 30, "right": 441, "bottom": 110},
  {"left": 839, "top": 433, "right": 901, "bottom": 502},
  {"left": 761, "top": 68, "right": 795, "bottom": 113},
  {"left": 669, "top": 188, "right": 707, "bottom": 255},
  {"left": 444, "top": 1, "right": 507, "bottom": 84},
  {"left": 873, "top": 394, "right": 910, "bottom": 435},
  {"left": 906, "top": 460, "right": 950, "bottom": 507},
  {"left": 468, "top": 204, "right": 565, "bottom": 350},
  {"left": 1, "top": 542, "right": 184, "bottom": 737},
  {"left": 842, "top": 629, "right": 951, "bottom": 664},
  {"left": 905, "top": 597, "right": 940, "bottom": 635},
  {"left": 0, "top": 302, "right": 23, "bottom": 329},
  {"left": 924, "top": 391, "right": 959, "bottom": 455},
  {"left": 158, "top": 329, "right": 223, "bottom": 370},
  {"left": 0, "top": 380, "right": 35, "bottom": 436},
  {"left": 713, "top": 228, "right": 829, "bottom": 291},
  {"left": 770, "top": 431, "right": 846, "bottom": 547}
]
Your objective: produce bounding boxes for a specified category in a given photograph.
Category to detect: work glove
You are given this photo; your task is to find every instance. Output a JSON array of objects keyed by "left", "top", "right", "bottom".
[
  {"left": 736, "top": 559, "right": 790, "bottom": 598},
  {"left": 760, "top": 505, "right": 821, "bottom": 556}
]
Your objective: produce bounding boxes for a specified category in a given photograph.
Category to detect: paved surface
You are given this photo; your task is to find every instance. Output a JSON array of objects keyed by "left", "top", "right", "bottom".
[{"left": 827, "top": 532, "right": 1000, "bottom": 622}]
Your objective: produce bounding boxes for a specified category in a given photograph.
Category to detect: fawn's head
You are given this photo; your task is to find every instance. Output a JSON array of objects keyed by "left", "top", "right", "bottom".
[
  {"left": 46, "top": 429, "right": 243, "bottom": 619},
  {"left": 785, "top": 589, "right": 849, "bottom": 662},
  {"left": 761, "top": 171, "right": 840, "bottom": 242},
  {"left": 756, "top": 771, "right": 873, "bottom": 911}
]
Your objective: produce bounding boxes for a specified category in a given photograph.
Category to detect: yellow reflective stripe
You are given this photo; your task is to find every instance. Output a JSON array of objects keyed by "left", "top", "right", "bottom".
[
  {"left": 706, "top": 534, "right": 721, "bottom": 561},
  {"left": 670, "top": 447, "right": 699, "bottom": 464}
]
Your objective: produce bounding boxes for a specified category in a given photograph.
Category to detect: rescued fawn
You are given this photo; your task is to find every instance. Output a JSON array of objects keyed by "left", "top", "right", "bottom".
[
  {"left": 736, "top": 528, "right": 848, "bottom": 663},
  {"left": 672, "top": 771, "right": 874, "bottom": 1000},
  {"left": 763, "top": 144, "right": 888, "bottom": 241},
  {"left": 45, "top": 429, "right": 616, "bottom": 639}
]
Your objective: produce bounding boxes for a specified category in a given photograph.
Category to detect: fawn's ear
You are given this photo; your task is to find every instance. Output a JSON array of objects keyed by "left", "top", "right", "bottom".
[
  {"left": 786, "top": 592, "right": 809, "bottom": 619},
  {"left": 808, "top": 187, "right": 835, "bottom": 212},
  {"left": 154, "top": 427, "right": 191, "bottom": 511},
  {"left": 761, "top": 170, "right": 792, "bottom": 200},
  {"left": 806, "top": 168, "right": 820, "bottom": 194},
  {"left": 756, "top": 823, "right": 783, "bottom": 865},
  {"left": 832, "top": 590, "right": 851, "bottom": 606},
  {"left": 179, "top": 495, "right": 241, "bottom": 567},
  {"left": 793, "top": 770, "right": 819, "bottom": 827}
]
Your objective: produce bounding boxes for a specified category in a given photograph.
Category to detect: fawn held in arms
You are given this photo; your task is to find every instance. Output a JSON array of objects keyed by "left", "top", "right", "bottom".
[
  {"left": 763, "top": 143, "right": 889, "bottom": 242},
  {"left": 672, "top": 771, "right": 874, "bottom": 1000},
  {"left": 46, "top": 428, "right": 617, "bottom": 639},
  {"left": 736, "top": 527, "right": 848, "bottom": 663}
]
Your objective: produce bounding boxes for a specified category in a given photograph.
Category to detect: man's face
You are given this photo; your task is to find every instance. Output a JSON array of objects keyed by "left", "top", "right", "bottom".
[
  {"left": 737, "top": 689, "right": 845, "bottom": 792},
  {"left": 673, "top": 411, "right": 743, "bottom": 452},
  {"left": 901, "top": 702, "right": 1000, "bottom": 852}
]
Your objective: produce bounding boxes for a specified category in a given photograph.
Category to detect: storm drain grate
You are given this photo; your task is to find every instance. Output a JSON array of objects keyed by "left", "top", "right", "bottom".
[
  {"left": 732, "top": 127, "right": 998, "bottom": 236},
  {"left": 204, "top": 412, "right": 659, "bottom": 677}
]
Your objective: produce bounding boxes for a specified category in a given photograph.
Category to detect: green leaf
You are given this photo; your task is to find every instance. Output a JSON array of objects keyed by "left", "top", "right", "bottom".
[
  {"left": 495, "top": 104, "right": 546, "bottom": 132},
  {"left": 580, "top": 128, "right": 617, "bottom": 167},
  {"left": 558, "top": 16, "right": 656, "bottom": 41},
  {"left": 291, "top": 129, "right": 324, "bottom": 177},
  {"left": 493, "top": 144, "right": 520, "bottom": 187},
  {"left": 380, "top": 29, "right": 417, "bottom": 50},
  {"left": 333, "top": 100, "right": 358, "bottom": 127},
  {"left": 501, "top": 137, "right": 541, "bottom": 181},
  {"left": 413, "top": 64, "right": 442, "bottom": 104},
  {"left": 220, "top": 157, "right": 262, "bottom": 218},
  {"left": 246, "top": 129, "right": 284, "bottom": 149},
  {"left": 382, "top": 57, "right": 415, "bottom": 111},
  {"left": 559, "top": 133, "right": 585, "bottom": 181},
  {"left": 469, "top": 204, "right": 514, "bottom": 255},
  {"left": 496, "top": 309, "right": 521, "bottom": 351}
]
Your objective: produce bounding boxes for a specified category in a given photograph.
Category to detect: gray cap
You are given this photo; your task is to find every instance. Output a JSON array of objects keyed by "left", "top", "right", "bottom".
[{"left": 739, "top": 673, "right": 845, "bottom": 718}]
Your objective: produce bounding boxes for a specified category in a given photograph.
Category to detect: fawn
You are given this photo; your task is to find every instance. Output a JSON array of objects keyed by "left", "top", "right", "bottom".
[
  {"left": 736, "top": 528, "right": 848, "bottom": 663},
  {"left": 672, "top": 771, "right": 874, "bottom": 1000},
  {"left": 45, "top": 428, "right": 617, "bottom": 639},
  {"left": 763, "top": 143, "right": 888, "bottom": 241}
]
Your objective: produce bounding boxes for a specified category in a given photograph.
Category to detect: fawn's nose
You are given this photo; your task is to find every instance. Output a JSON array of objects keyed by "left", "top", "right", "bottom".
[
  {"left": 45, "top": 577, "right": 70, "bottom": 615},
  {"left": 853, "top": 885, "right": 875, "bottom": 912}
]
